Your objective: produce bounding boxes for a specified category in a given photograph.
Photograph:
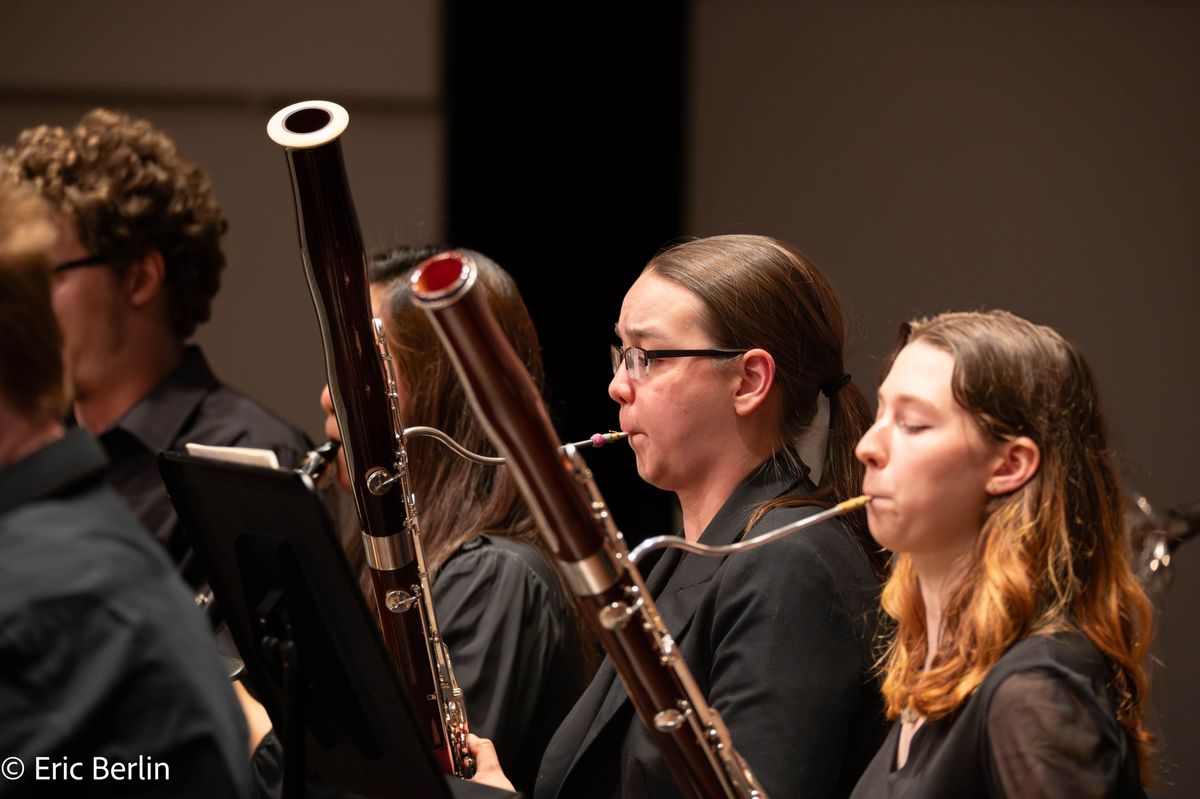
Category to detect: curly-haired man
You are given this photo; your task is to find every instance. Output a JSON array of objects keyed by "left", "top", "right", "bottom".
[{"left": 1, "top": 109, "right": 310, "bottom": 588}]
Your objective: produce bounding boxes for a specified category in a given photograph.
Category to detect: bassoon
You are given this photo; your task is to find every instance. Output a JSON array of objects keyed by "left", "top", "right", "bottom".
[
  {"left": 266, "top": 101, "right": 473, "bottom": 778},
  {"left": 410, "top": 251, "right": 766, "bottom": 798}
]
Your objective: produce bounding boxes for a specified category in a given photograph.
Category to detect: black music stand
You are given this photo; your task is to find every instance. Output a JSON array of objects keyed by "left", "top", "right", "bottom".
[{"left": 158, "top": 451, "right": 453, "bottom": 799}]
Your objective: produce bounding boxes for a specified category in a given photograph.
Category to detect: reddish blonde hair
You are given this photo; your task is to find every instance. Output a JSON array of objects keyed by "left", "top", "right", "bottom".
[{"left": 878, "top": 310, "right": 1153, "bottom": 779}]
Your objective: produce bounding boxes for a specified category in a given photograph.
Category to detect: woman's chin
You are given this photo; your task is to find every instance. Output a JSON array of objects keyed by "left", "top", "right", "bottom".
[
  {"left": 865, "top": 511, "right": 902, "bottom": 551},
  {"left": 633, "top": 459, "right": 670, "bottom": 492}
]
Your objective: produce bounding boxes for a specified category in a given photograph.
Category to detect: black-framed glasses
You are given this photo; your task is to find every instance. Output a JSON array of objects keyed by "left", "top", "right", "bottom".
[
  {"left": 610, "top": 344, "right": 746, "bottom": 380},
  {"left": 52, "top": 255, "right": 108, "bottom": 274}
]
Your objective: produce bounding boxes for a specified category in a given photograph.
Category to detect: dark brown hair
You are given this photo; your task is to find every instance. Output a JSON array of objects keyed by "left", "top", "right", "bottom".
[
  {"left": 646, "top": 234, "right": 882, "bottom": 575},
  {"left": 877, "top": 310, "right": 1153, "bottom": 782},
  {"left": 1, "top": 108, "right": 227, "bottom": 339},
  {"left": 370, "top": 247, "right": 547, "bottom": 578},
  {"left": 0, "top": 180, "right": 67, "bottom": 422}
]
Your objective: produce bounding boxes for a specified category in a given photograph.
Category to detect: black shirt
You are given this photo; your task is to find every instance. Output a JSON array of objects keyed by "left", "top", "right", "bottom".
[
  {"left": 0, "top": 430, "right": 250, "bottom": 797},
  {"left": 850, "top": 632, "right": 1146, "bottom": 799},
  {"left": 435, "top": 535, "right": 590, "bottom": 796},
  {"left": 90, "top": 346, "right": 311, "bottom": 587},
  {"left": 249, "top": 534, "right": 584, "bottom": 799}
]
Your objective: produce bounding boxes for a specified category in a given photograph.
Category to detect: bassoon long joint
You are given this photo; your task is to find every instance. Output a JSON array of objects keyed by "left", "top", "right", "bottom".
[{"left": 267, "top": 99, "right": 475, "bottom": 779}]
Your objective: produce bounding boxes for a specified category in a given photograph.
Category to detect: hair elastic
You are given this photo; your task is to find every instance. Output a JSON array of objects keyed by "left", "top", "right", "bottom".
[{"left": 820, "top": 372, "right": 851, "bottom": 398}]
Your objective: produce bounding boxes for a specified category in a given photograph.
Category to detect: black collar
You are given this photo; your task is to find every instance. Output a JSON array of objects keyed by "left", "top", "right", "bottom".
[
  {"left": 645, "top": 460, "right": 813, "bottom": 596},
  {"left": 109, "top": 346, "right": 219, "bottom": 452},
  {"left": 700, "top": 460, "right": 812, "bottom": 546},
  {"left": 0, "top": 430, "right": 109, "bottom": 516}
]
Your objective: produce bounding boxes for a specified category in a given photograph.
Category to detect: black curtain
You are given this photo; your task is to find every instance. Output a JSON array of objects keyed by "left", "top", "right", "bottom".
[{"left": 445, "top": 5, "right": 688, "bottom": 541}]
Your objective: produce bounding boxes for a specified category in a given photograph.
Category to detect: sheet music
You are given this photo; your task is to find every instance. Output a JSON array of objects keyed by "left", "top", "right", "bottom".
[{"left": 184, "top": 443, "right": 280, "bottom": 470}]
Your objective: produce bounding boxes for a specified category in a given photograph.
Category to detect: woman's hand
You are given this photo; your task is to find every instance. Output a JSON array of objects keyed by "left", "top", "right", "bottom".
[
  {"left": 467, "top": 734, "right": 515, "bottom": 793},
  {"left": 233, "top": 681, "right": 273, "bottom": 757}
]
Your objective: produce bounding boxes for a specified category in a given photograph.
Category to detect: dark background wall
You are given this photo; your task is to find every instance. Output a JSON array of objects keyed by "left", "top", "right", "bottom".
[
  {"left": 443, "top": 2, "right": 687, "bottom": 539},
  {"left": 689, "top": 1, "right": 1199, "bottom": 793},
  {"left": 1, "top": 1, "right": 1196, "bottom": 793}
]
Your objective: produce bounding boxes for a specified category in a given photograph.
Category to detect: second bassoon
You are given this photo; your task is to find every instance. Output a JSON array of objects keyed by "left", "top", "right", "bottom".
[{"left": 410, "top": 250, "right": 765, "bottom": 799}]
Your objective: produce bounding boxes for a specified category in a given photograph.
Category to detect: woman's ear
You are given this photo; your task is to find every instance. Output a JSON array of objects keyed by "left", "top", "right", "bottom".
[
  {"left": 731, "top": 348, "right": 775, "bottom": 417},
  {"left": 986, "top": 435, "right": 1040, "bottom": 495}
]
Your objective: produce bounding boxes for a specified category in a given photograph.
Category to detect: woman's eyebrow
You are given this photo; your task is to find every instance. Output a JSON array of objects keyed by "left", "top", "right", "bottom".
[
  {"left": 614, "top": 324, "right": 666, "bottom": 341},
  {"left": 889, "top": 393, "right": 939, "bottom": 413}
]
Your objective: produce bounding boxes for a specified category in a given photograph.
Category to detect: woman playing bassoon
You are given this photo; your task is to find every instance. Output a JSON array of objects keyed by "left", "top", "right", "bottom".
[{"left": 468, "top": 234, "right": 890, "bottom": 798}]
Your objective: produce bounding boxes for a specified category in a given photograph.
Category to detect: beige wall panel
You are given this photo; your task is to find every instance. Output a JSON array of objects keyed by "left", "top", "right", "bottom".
[
  {"left": 691, "top": 2, "right": 1198, "bottom": 794},
  {"left": 0, "top": 0, "right": 438, "bottom": 100},
  {"left": 0, "top": 0, "right": 443, "bottom": 443}
]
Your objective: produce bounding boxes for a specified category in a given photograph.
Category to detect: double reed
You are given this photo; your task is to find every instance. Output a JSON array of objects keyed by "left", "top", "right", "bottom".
[
  {"left": 266, "top": 101, "right": 472, "bottom": 777},
  {"left": 410, "top": 252, "right": 766, "bottom": 798}
]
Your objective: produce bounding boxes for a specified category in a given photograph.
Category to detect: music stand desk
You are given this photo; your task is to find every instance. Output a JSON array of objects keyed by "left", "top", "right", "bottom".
[{"left": 159, "top": 451, "right": 454, "bottom": 799}]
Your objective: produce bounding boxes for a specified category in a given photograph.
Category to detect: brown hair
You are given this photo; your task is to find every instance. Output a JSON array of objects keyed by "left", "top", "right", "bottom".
[
  {"left": 0, "top": 179, "right": 67, "bottom": 422},
  {"left": 646, "top": 234, "right": 883, "bottom": 575},
  {"left": 369, "top": 247, "right": 547, "bottom": 578},
  {"left": 877, "top": 310, "right": 1154, "bottom": 780},
  {"left": 1, "top": 108, "right": 227, "bottom": 339}
]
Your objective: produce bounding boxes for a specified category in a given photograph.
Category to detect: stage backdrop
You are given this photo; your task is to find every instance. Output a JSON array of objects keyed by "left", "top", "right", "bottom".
[
  {"left": 689, "top": 2, "right": 1199, "bottom": 795},
  {"left": 2, "top": 2, "right": 1196, "bottom": 794},
  {"left": 0, "top": 0, "right": 443, "bottom": 442}
]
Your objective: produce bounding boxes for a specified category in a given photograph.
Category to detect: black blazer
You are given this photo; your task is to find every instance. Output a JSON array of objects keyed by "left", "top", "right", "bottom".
[{"left": 535, "top": 465, "right": 887, "bottom": 799}]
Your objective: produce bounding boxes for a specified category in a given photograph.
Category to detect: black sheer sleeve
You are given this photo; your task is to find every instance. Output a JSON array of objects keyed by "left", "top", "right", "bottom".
[{"left": 985, "top": 670, "right": 1139, "bottom": 798}]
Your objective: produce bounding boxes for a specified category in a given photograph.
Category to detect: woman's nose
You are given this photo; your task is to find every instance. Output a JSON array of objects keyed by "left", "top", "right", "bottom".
[
  {"left": 319, "top": 385, "right": 342, "bottom": 442},
  {"left": 608, "top": 365, "right": 633, "bottom": 405},
  {"left": 855, "top": 420, "right": 887, "bottom": 469}
]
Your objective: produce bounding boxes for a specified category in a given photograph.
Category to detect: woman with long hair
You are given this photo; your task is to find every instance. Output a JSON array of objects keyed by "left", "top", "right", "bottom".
[
  {"left": 314, "top": 246, "right": 592, "bottom": 796},
  {"left": 851, "top": 310, "right": 1153, "bottom": 797},
  {"left": 472, "top": 233, "right": 889, "bottom": 798}
]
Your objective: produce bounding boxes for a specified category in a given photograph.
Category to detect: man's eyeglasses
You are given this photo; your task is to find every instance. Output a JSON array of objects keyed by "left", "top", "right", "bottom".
[
  {"left": 52, "top": 255, "right": 108, "bottom": 274},
  {"left": 610, "top": 344, "right": 746, "bottom": 381}
]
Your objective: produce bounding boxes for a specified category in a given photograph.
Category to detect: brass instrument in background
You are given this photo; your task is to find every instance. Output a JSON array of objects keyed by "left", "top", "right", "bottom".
[
  {"left": 1129, "top": 493, "right": 1199, "bottom": 596},
  {"left": 410, "top": 250, "right": 767, "bottom": 799},
  {"left": 266, "top": 101, "right": 473, "bottom": 778}
]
